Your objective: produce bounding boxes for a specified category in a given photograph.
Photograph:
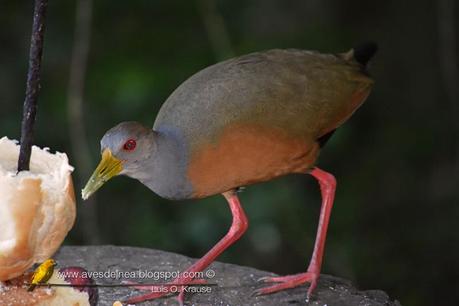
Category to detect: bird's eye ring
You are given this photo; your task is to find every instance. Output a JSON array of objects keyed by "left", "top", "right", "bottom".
[{"left": 123, "top": 139, "right": 137, "bottom": 151}]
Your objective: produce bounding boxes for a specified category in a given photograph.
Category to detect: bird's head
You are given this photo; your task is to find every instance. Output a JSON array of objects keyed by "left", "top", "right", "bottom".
[
  {"left": 82, "top": 121, "right": 155, "bottom": 200},
  {"left": 40, "top": 258, "right": 57, "bottom": 269}
]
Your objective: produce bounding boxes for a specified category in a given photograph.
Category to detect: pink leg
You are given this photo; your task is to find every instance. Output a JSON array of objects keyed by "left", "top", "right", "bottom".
[
  {"left": 124, "top": 190, "right": 248, "bottom": 305},
  {"left": 255, "top": 167, "right": 336, "bottom": 299}
]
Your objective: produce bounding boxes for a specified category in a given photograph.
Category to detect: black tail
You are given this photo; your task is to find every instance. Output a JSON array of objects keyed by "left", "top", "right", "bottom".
[{"left": 353, "top": 42, "right": 378, "bottom": 66}]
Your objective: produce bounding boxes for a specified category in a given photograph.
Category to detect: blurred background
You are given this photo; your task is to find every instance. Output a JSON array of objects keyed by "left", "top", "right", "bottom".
[{"left": 1, "top": 0, "right": 458, "bottom": 305}]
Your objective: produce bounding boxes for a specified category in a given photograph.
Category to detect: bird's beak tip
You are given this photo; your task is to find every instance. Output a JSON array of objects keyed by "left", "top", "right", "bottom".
[{"left": 81, "top": 189, "right": 90, "bottom": 201}]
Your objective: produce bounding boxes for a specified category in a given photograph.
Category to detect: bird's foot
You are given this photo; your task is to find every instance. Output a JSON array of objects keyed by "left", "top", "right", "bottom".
[
  {"left": 254, "top": 270, "right": 319, "bottom": 299},
  {"left": 122, "top": 277, "right": 207, "bottom": 305}
]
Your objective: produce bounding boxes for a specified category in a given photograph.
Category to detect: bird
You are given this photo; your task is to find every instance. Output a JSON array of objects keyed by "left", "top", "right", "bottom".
[
  {"left": 82, "top": 42, "right": 377, "bottom": 305},
  {"left": 27, "top": 258, "right": 57, "bottom": 291}
]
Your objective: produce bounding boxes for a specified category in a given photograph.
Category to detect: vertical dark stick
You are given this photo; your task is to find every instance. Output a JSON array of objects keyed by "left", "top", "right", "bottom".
[
  {"left": 68, "top": 0, "right": 101, "bottom": 243},
  {"left": 17, "top": 0, "right": 48, "bottom": 172},
  {"left": 197, "top": 0, "right": 234, "bottom": 61}
]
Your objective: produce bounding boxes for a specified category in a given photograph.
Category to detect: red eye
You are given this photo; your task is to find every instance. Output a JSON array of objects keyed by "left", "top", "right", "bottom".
[{"left": 123, "top": 139, "right": 136, "bottom": 151}]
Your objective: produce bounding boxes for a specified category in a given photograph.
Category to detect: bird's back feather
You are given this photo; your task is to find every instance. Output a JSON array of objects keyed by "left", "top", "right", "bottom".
[{"left": 151, "top": 47, "right": 375, "bottom": 198}]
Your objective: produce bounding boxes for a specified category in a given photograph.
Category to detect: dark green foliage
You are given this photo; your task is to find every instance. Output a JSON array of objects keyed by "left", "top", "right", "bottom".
[{"left": 1, "top": 1, "right": 457, "bottom": 305}]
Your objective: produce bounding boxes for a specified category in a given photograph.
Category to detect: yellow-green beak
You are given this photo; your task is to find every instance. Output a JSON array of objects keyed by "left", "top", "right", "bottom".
[{"left": 81, "top": 149, "right": 123, "bottom": 200}]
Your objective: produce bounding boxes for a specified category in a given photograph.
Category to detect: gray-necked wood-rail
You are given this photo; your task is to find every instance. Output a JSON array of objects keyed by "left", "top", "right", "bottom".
[{"left": 82, "top": 42, "right": 377, "bottom": 304}]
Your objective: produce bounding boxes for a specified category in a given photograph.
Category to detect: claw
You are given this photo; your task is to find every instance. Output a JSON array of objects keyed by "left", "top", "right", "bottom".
[
  {"left": 257, "top": 277, "right": 266, "bottom": 283},
  {"left": 257, "top": 276, "right": 273, "bottom": 283}
]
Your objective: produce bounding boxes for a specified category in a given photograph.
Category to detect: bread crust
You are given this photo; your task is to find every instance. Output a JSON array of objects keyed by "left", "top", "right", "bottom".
[{"left": 0, "top": 137, "right": 76, "bottom": 281}]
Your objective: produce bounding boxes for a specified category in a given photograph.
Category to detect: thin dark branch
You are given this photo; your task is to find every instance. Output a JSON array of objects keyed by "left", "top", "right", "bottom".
[
  {"left": 67, "top": 0, "right": 101, "bottom": 244},
  {"left": 437, "top": 0, "right": 459, "bottom": 122},
  {"left": 17, "top": 0, "right": 48, "bottom": 172},
  {"left": 437, "top": 0, "right": 459, "bottom": 175},
  {"left": 197, "top": 0, "right": 234, "bottom": 61}
]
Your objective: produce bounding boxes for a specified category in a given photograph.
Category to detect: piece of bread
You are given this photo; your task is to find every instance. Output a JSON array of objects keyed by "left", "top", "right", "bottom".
[
  {"left": 0, "top": 137, "right": 76, "bottom": 281},
  {"left": 0, "top": 270, "right": 90, "bottom": 306}
]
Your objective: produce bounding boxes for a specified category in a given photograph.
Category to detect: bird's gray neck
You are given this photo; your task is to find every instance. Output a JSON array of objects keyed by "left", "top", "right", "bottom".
[{"left": 135, "top": 128, "right": 194, "bottom": 200}]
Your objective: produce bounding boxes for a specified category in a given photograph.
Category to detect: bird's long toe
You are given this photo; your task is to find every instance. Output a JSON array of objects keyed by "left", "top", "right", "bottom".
[
  {"left": 254, "top": 271, "right": 318, "bottom": 297},
  {"left": 258, "top": 273, "right": 304, "bottom": 283}
]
